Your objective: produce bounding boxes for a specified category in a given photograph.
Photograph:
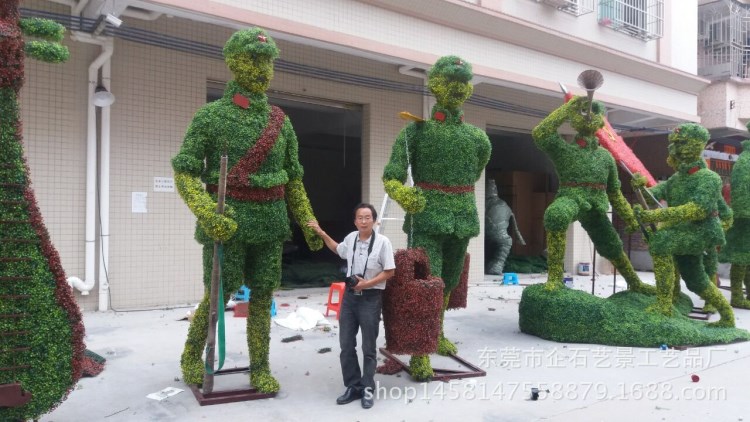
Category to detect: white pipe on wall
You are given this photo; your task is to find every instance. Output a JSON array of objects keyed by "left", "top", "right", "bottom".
[
  {"left": 398, "top": 65, "right": 431, "bottom": 120},
  {"left": 68, "top": 33, "right": 113, "bottom": 309},
  {"left": 98, "top": 58, "right": 112, "bottom": 311}
]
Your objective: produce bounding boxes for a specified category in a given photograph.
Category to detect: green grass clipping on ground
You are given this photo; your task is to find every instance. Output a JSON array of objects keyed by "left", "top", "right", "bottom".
[{"left": 519, "top": 284, "right": 750, "bottom": 347}]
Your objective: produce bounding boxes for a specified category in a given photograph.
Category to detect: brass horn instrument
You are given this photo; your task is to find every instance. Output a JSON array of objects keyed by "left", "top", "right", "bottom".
[{"left": 577, "top": 69, "right": 603, "bottom": 120}]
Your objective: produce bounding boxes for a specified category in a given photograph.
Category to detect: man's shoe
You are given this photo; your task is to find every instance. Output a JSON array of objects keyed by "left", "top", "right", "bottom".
[
  {"left": 336, "top": 387, "right": 361, "bottom": 405},
  {"left": 361, "top": 388, "right": 374, "bottom": 409}
]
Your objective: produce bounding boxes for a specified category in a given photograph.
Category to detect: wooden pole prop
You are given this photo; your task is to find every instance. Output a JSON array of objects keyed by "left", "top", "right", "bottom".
[{"left": 202, "top": 154, "right": 228, "bottom": 394}]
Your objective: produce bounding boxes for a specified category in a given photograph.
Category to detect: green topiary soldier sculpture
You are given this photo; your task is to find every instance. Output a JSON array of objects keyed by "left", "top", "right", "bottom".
[
  {"left": 172, "top": 28, "right": 323, "bottom": 393},
  {"left": 383, "top": 55, "right": 491, "bottom": 381},
  {"left": 633, "top": 123, "right": 734, "bottom": 327},
  {"left": 719, "top": 124, "right": 750, "bottom": 309},
  {"left": 531, "top": 96, "right": 654, "bottom": 294}
]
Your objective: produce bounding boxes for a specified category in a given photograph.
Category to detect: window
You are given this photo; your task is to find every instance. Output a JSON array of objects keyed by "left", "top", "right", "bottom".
[{"left": 598, "top": 0, "right": 663, "bottom": 41}]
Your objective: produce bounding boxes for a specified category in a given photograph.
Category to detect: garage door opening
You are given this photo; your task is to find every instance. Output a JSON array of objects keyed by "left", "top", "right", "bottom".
[{"left": 485, "top": 127, "right": 555, "bottom": 274}]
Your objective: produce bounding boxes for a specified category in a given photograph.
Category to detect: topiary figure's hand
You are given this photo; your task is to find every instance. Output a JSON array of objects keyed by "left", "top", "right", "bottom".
[
  {"left": 174, "top": 172, "right": 237, "bottom": 241},
  {"left": 721, "top": 215, "right": 733, "bottom": 232},
  {"left": 563, "top": 96, "right": 586, "bottom": 119},
  {"left": 631, "top": 172, "right": 648, "bottom": 191},
  {"left": 384, "top": 179, "right": 426, "bottom": 214},
  {"left": 198, "top": 212, "right": 237, "bottom": 242},
  {"left": 624, "top": 214, "right": 640, "bottom": 234}
]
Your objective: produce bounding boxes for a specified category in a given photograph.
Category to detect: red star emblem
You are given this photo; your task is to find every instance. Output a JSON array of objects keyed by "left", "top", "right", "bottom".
[
  {"left": 258, "top": 34, "right": 268, "bottom": 43},
  {"left": 688, "top": 166, "right": 700, "bottom": 175},
  {"left": 576, "top": 138, "right": 587, "bottom": 148},
  {"left": 233, "top": 93, "right": 250, "bottom": 109},
  {"left": 433, "top": 111, "right": 446, "bottom": 122}
]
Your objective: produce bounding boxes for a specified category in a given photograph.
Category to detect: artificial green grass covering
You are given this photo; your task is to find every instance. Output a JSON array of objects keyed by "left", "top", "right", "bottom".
[
  {"left": 281, "top": 259, "right": 344, "bottom": 287},
  {"left": 503, "top": 255, "right": 547, "bottom": 274},
  {"left": 519, "top": 284, "right": 750, "bottom": 347}
]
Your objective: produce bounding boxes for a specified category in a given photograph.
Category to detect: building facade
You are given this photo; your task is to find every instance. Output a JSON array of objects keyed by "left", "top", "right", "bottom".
[{"left": 20, "top": 0, "right": 706, "bottom": 310}]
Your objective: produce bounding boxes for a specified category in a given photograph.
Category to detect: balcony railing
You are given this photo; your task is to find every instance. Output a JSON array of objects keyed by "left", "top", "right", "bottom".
[
  {"left": 698, "top": 0, "right": 750, "bottom": 79},
  {"left": 598, "top": 0, "right": 664, "bottom": 41},
  {"left": 536, "top": 0, "right": 595, "bottom": 16}
]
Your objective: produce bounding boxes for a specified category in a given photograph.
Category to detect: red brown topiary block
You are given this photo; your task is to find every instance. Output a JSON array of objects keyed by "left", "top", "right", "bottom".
[
  {"left": 447, "top": 253, "right": 470, "bottom": 310},
  {"left": 382, "top": 248, "right": 444, "bottom": 355}
]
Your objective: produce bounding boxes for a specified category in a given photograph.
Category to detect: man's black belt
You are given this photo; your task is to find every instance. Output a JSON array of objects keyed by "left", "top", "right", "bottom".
[{"left": 348, "top": 289, "right": 383, "bottom": 297}]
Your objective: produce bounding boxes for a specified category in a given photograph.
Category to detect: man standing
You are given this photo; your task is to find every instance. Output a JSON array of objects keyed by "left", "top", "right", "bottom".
[
  {"left": 308, "top": 204, "right": 395, "bottom": 409},
  {"left": 172, "top": 27, "right": 322, "bottom": 393}
]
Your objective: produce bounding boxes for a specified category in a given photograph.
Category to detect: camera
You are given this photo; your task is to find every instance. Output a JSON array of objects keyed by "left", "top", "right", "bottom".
[
  {"left": 344, "top": 274, "right": 362, "bottom": 289},
  {"left": 105, "top": 14, "right": 123, "bottom": 28}
]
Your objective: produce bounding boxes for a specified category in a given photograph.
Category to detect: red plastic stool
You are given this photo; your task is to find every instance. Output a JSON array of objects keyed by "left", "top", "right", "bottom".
[{"left": 326, "top": 282, "right": 346, "bottom": 319}]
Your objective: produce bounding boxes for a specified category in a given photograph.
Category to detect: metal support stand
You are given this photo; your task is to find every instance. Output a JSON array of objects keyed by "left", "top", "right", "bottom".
[
  {"left": 687, "top": 308, "right": 711, "bottom": 321},
  {"left": 379, "top": 348, "right": 486, "bottom": 382},
  {"left": 189, "top": 367, "right": 277, "bottom": 406}
]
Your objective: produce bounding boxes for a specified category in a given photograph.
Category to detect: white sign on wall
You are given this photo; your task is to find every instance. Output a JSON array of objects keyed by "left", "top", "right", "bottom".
[
  {"left": 132, "top": 192, "right": 148, "bottom": 213},
  {"left": 153, "top": 177, "right": 175, "bottom": 192}
]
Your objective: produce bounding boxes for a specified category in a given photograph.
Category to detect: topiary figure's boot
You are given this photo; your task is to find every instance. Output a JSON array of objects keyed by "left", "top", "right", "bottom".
[
  {"left": 437, "top": 295, "right": 457, "bottom": 356},
  {"left": 247, "top": 292, "right": 280, "bottom": 393},
  {"left": 409, "top": 355, "right": 433, "bottom": 382},
  {"left": 645, "top": 255, "right": 674, "bottom": 316},
  {"left": 610, "top": 251, "right": 656, "bottom": 295},
  {"left": 700, "top": 283, "right": 735, "bottom": 328},
  {"left": 729, "top": 264, "right": 750, "bottom": 309},
  {"left": 544, "top": 230, "right": 566, "bottom": 291},
  {"left": 181, "top": 294, "right": 209, "bottom": 385}
]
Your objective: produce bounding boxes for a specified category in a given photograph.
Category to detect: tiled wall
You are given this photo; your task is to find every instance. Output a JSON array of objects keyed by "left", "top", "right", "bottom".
[
  {"left": 20, "top": 0, "right": 98, "bottom": 311},
  {"left": 20, "top": 3, "right": 624, "bottom": 309}
]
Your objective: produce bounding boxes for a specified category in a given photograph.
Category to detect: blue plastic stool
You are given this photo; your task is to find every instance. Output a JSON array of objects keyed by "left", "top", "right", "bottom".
[
  {"left": 271, "top": 299, "right": 277, "bottom": 317},
  {"left": 235, "top": 285, "right": 251, "bottom": 302},
  {"left": 502, "top": 273, "right": 519, "bottom": 285}
]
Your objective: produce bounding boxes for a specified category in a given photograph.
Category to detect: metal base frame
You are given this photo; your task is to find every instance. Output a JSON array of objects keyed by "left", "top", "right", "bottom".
[
  {"left": 379, "top": 348, "right": 486, "bottom": 382},
  {"left": 188, "top": 367, "right": 277, "bottom": 406}
]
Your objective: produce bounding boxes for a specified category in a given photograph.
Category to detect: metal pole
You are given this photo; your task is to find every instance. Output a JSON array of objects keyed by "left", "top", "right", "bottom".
[{"left": 203, "top": 154, "right": 228, "bottom": 394}]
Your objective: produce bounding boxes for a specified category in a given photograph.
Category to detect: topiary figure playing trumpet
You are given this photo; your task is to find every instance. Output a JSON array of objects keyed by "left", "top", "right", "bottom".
[
  {"left": 172, "top": 28, "right": 323, "bottom": 393},
  {"left": 531, "top": 93, "right": 654, "bottom": 294}
]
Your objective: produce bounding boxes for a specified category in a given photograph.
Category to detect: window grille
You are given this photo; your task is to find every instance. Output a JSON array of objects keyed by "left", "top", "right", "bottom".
[
  {"left": 536, "top": 0, "right": 595, "bottom": 17},
  {"left": 598, "top": 0, "right": 664, "bottom": 41},
  {"left": 698, "top": 0, "right": 750, "bottom": 80}
]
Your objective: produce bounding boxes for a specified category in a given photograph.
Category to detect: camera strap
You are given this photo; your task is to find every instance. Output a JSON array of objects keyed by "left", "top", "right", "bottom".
[{"left": 349, "top": 231, "right": 376, "bottom": 278}]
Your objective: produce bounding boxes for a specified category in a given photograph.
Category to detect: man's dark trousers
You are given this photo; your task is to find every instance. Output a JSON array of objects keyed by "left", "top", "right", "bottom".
[{"left": 339, "top": 289, "right": 382, "bottom": 392}]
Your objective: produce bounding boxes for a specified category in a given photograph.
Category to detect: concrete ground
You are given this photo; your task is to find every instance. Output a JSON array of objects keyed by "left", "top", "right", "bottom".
[{"left": 42, "top": 272, "right": 750, "bottom": 422}]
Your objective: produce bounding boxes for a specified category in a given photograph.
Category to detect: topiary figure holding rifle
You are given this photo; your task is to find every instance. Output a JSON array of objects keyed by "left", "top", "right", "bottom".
[
  {"left": 632, "top": 123, "right": 734, "bottom": 327},
  {"left": 172, "top": 28, "right": 323, "bottom": 393},
  {"left": 383, "top": 55, "right": 491, "bottom": 381}
]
